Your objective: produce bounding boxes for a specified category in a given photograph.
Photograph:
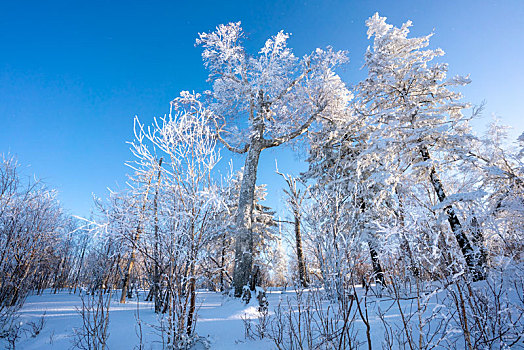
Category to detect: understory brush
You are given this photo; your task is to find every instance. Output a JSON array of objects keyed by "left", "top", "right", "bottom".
[
  {"left": 378, "top": 261, "right": 524, "bottom": 349},
  {"left": 0, "top": 304, "right": 46, "bottom": 350},
  {"left": 242, "top": 263, "right": 524, "bottom": 349},
  {"left": 243, "top": 287, "right": 363, "bottom": 350},
  {"left": 72, "top": 290, "right": 112, "bottom": 350}
]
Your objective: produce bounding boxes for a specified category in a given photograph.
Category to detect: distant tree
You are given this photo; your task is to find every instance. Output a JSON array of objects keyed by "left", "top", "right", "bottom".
[
  {"left": 88, "top": 191, "right": 136, "bottom": 293},
  {"left": 304, "top": 108, "right": 390, "bottom": 287},
  {"left": 270, "top": 233, "right": 289, "bottom": 288},
  {"left": 0, "top": 154, "right": 67, "bottom": 335},
  {"left": 196, "top": 22, "right": 350, "bottom": 296},
  {"left": 276, "top": 168, "right": 309, "bottom": 287}
]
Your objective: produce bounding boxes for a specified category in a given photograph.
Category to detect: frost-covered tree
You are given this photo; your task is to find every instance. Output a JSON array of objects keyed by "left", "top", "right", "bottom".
[
  {"left": 130, "top": 92, "right": 227, "bottom": 345},
  {"left": 196, "top": 22, "right": 350, "bottom": 296},
  {"left": 302, "top": 182, "right": 362, "bottom": 298},
  {"left": 0, "top": 155, "right": 73, "bottom": 338},
  {"left": 276, "top": 168, "right": 309, "bottom": 287},
  {"left": 87, "top": 190, "right": 137, "bottom": 293},
  {"left": 355, "top": 13, "right": 486, "bottom": 280},
  {"left": 0, "top": 155, "right": 66, "bottom": 307},
  {"left": 201, "top": 168, "right": 277, "bottom": 292},
  {"left": 305, "top": 109, "right": 392, "bottom": 287},
  {"left": 466, "top": 120, "right": 524, "bottom": 258}
]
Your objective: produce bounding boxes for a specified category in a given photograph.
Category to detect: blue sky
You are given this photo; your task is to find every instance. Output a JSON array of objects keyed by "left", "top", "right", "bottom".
[{"left": 1, "top": 0, "right": 523, "bottom": 218}]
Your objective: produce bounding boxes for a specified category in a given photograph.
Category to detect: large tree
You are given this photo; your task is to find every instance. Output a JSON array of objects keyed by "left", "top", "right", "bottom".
[
  {"left": 196, "top": 22, "right": 350, "bottom": 296},
  {"left": 355, "top": 13, "right": 486, "bottom": 280}
]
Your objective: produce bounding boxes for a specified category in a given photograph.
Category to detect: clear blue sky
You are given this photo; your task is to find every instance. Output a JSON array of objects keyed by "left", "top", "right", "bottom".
[{"left": 1, "top": 0, "right": 523, "bottom": 218}]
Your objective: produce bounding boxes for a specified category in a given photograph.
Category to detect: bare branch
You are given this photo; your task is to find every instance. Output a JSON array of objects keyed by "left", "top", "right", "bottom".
[{"left": 213, "top": 118, "right": 249, "bottom": 154}]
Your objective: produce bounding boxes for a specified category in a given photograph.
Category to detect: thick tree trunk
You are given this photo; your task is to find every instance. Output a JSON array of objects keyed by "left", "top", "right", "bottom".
[
  {"left": 233, "top": 143, "right": 262, "bottom": 297},
  {"left": 359, "top": 199, "right": 385, "bottom": 286},
  {"left": 420, "top": 146, "right": 485, "bottom": 280},
  {"left": 294, "top": 212, "right": 308, "bottom": 287},
  {"left": 120, "top": 252, "right": 135, "bottom": 303}
]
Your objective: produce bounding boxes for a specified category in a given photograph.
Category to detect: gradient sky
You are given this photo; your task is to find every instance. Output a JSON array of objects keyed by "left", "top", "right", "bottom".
[{"left": 1, "top": 0, "right": 523, "bottom": 218}]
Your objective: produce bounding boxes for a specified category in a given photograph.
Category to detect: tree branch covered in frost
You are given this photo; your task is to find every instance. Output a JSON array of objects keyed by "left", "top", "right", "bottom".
[
  {"left": 196, "top": 21, "right": 351, "bottom": 150},
  {"left": 196, "top": 21, "right": 352, "bottom": 296}
]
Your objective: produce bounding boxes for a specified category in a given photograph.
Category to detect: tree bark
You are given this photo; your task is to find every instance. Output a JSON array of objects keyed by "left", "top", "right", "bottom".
[
  {"left": 294, "top": 212, "right": 308, "bottom": 287},
  {"left": 219, "top": 235, "right": 227, "bottom": 292},
  {"left": 369, "top": 243, "right": 385, "bottom": 286},
  {"left": 152, "top": 158, "right": 163, "bottom": 312},
  {"left": 420, "top": 146, "right": 485, "bottom": 280},
  {"left": 120, "top": 251, "right": 136, "bottom": 303},
  {"left": 359, "top": 199, "right": 385, "bottom": 286},
  {"left": 233, "top": 143, "right": 262, "bottom": 297},
  {"left": 186, "top": 276, "right": 196, "bottom": 336}
]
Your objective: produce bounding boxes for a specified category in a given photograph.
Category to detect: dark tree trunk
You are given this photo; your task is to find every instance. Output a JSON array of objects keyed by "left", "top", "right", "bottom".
[
  {"left": 294, "top": 213, "right": 308, "bottom": 287},
  {"left": 395, "top": 189, "right": 420, "bottom": 278},
  {"left": 120, "top": 246, "right": 136, "bottom": 303},
  {"left": 420, "top": 146, "right": 485, "bottom": 281},
  {"left": 359, "top": 199, "right": 385, "bottom": 286},
  {"left": 369, "top": 244, "right": 385, "bottom": 286},
  {"left": 219, "top": 237, "right": 227, "bottom": 292},
  {"left": 186, "top": 276, "right": 196, "bottom": 336},
  {"left": 470, "top": 216, "right": 487, "bottom": 271},
  {"left": 53, "top": 256, "right": 65, "bottom": 293}
]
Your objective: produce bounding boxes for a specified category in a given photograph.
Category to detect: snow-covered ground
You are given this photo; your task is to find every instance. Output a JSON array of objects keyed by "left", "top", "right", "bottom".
[
  {"left": 15, "top": 289, "right": 277, "bottom": 349},
  {"left": 14, "top": 288, "right": 385, "bottom": 349},
  {"left": 11, "top": 282, "right": 523, "bottom": 349}
]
